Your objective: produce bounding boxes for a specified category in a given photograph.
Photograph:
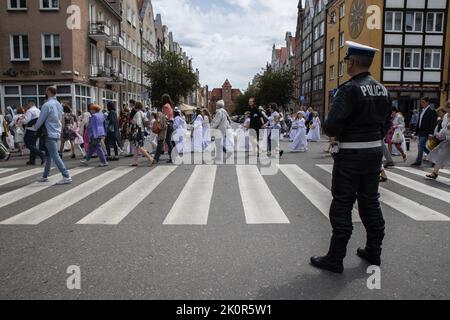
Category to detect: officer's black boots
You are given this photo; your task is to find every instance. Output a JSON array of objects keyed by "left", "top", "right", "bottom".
[
  {"left": 357, "top": 248, "right": 381, "bottom": 266},
  {"left": 310, "top": 237, "right": 347, "bottom": 274},
  {"left": 310, "top": 256, "right": 344, "bottom": 274}
]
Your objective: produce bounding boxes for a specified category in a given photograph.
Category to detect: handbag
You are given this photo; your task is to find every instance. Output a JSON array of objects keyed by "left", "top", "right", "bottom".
[{"left": 391, "top": 128, "right": 404, "bottom": 144}]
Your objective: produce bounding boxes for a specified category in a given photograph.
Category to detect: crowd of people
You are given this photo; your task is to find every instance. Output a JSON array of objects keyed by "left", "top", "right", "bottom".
[
  {"left": 1, "top": 92, "right": 326, "bottom": 171},
  {"left": 379, "top": 97, "right": 450, "bottom": 181}
]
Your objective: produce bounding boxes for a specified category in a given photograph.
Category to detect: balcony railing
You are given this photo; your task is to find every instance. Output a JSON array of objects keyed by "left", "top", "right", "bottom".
[
  {"left": 89, "top": 22, "right": 111, "bottom": 39},
  {"left": 106, "top": 35, "right": 124, "bottom": 49},
  {"left": 90, "top": 65, "right": 113, "bottom": 80}
]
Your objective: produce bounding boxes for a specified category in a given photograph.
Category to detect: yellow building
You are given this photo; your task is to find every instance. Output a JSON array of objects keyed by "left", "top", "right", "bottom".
[{"left": 325, "top": 0, "right": 384, "bottom": 115}]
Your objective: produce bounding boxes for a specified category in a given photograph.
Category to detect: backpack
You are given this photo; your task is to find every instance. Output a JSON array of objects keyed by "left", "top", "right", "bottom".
[{"left": 152, "top": 120, "right": 161, "bottom": 134}]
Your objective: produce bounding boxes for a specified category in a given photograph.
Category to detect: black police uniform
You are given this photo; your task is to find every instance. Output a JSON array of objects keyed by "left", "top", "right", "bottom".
[{"left": 311, "top": 72, "right": 392, "bottom": 273}]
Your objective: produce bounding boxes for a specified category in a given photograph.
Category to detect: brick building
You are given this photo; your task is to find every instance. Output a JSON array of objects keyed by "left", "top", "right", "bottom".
[{"left": 208, "top": 79, "right": 241, "bottom": 114}]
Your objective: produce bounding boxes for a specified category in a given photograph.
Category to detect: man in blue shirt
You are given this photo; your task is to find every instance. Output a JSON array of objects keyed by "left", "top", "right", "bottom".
[{"left": 35, "top": 86, "right": 72, "bottom": 185}]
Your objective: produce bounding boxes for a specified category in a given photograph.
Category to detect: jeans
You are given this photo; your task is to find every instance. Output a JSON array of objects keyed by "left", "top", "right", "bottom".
[
  {"left": 166, "top": 121, "right": 174, "bottom": 161},
  {"left": 415, "top": 136, "right": 430, "bottom": 164},
  {"left": 24, "top": 130, "right": 42, "bottom": 163},
  {"left": 43, "top": 138, "right": 70, "bottom": 178},
  {"left": 86, "top": 138, "right": 107, "bottom": 163},
  {"left": 328, "top": 151, "right": 385, "bottom": 260}
]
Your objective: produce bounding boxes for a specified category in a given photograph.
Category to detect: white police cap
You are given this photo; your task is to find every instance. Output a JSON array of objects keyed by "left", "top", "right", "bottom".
[{"left": 344, "top": 41, "right": 379, "bottom": 59}]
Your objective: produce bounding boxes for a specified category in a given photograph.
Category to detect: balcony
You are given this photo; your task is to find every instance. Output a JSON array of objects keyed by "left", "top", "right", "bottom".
[
  {"left": 90, "top": 65, "right": 112, "bottom": 81},
  {"left": 107, "top": 71, "right": 124, "bottom": 85},
  {"left": 106, "top": 35, "right": 124, "bottom": 50},
  {"left": 89, "top": 22, "right": 111, "bottom": 41}
]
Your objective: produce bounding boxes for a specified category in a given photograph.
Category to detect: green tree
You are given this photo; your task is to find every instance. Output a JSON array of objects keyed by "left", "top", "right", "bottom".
[
  {"left": 257, "top": 68, "right": 294, "bottom": 110},
  {"left": 145, "top": 51, "right": 198, "bottom": 107}
]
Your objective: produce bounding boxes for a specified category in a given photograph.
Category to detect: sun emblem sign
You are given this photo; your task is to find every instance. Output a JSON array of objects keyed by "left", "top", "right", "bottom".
[{"left": 349, "top": 0, "right": 367, "bottom": 39}]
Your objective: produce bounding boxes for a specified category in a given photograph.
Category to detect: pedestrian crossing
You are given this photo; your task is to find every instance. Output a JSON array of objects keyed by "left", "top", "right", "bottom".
[
  {"left": 0, "top": 168, "right": 18, "bottom": 175},
  {"left": 0, "top": 163, "right": 449, "bottom": 226},
  {"left": 317, "top": 165, "right": 450, "bottom": 222}
]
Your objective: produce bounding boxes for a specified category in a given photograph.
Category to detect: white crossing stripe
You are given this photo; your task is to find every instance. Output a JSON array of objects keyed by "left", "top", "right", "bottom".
[
  {"left": 281, "top": 165, "right": 360, "bottom": 222},
  {"left": 0, "top": 168, "right": 43, "bottom": 187},
  {"left": 440, "top": 169, "right": 450, "bottom": 175},
  {"left": 79, "top": 166, "right": 177, "bottom": 225},
  {"left": 163, "top": 166, "right": 216, "bottom": 225},
  {"left": 0, "top": 168, "right": 92, "bottom": 209},
  {"left": 318, "top": 165, "right": 450, "bottom": 222},
  {"left": 0, "top": 168, "right": 18, "bottom": 174},
  {"left": 394, "top": 167, "right": 450, "bottom": 187},
  {"left": 237, "top": 165, "right": 290, "bottom": 224},
  {"left": 0, "top": 167, "right": 134, "bottom": 225},
  {"left": 383, "top": 170, "right": 449, "bottom": 203}
]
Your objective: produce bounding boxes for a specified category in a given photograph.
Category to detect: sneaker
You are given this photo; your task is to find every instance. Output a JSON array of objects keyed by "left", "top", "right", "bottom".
[
  {"left": 80, "top": 160, "right": 89, "bottom": 166},
  {"left": 56, "top": 177, "right": 72, "bottom": 185},
  {"left": 5, "top": 152, "right": 11, "bottom": 161},
  {"left": 37, "top": 177, "right": 49, "bottom": 183}
]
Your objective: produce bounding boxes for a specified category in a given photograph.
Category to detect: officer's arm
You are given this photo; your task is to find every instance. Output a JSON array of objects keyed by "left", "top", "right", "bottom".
[{"left": 324, "top": 85, "right": 353, "bottom": 137}]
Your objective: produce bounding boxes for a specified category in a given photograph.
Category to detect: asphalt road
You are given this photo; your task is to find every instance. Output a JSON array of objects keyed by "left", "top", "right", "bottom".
[{"left": 0, "top": 139, "right": 449, "bottom": 300}]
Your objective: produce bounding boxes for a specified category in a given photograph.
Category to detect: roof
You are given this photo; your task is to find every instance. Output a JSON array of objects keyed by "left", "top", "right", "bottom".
[
  {"left": 281, "top": 47, "right": 287, "bottom": 64},
  {"left": 223, "top": 79, "right": 232, "bottom": 87}
]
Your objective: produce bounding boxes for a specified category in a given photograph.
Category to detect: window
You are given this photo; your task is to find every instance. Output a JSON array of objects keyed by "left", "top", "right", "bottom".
[
  {"left": 404, "top": 48, "right": 421, "bottom": 69},
  {"left": 384, "top": 48, "right": 401, "bottom": 68},
  {"left": 314, "top": 26, "right": 319, "bottom": 40},
  {"left": 320, "top": 22, "right": 325, "bottom": 37},
  {"left": 40, "top": 0, "right": 59, "bottom": 10},
  {"left": 426, "top": 12, "right": 444, "bottom": 33},
  {"left": 424, "top": 49, "right": 441, "bottom": 69},
  {"left": 316, "top": 0, "right": 323, "bottom": 13},
  {"left": 10, "top": 34, "right": 29, "bottom": 61},
  {"left": 330, "top": 65, "right": 335, "bottom": 80},
  {"left": 385, "top": 11, "right": 403, "bottom": 32},
  {"left": 338, "top": 61, "right": 344, "bottom": 77},
  {"left": 8, "top": 0, "right": 27, "bottom": 10},
  {"left": 318, "top": 77, "right": 323, "bottom": 90},
  {"left": 339, "top": 4, "right": 345, "bottom": 19},
  {"left": 405, "top": 12, "right": 423, "bottom": 32},
  {"left": 319, "top": 48, "right": 324, "bottom": 63},
  {"left": 330, "top": 38, "right": 335, "bottom": 53},
  {"left": 339, "top": 32, "right": 345, "bottom": 47},
  {"left": 42, "top": 34, "right": 61, "bottom": 60}
]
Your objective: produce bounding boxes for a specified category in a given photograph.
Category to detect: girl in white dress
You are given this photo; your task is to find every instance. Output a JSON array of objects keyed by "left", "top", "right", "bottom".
[
  {"left": 193, "top": 109, "right": 204, "bottom": 153},
  {"left": 289, "top": 112, "right": 308, "bottom": 152},
  {"left": 289, "top": 113, "right": 299, "bottom": 142},
  {"left": 307, "top": 112, "right": 321, "bottom": 142},
  {"left": 173, "top": 110, "right": 187, "bottom": 156},
  {"left": 237, "top": 111, "right": 251, "bottom": 152},
  {"left": 202, "top": 109, "right": 212, "bottom": 150}
]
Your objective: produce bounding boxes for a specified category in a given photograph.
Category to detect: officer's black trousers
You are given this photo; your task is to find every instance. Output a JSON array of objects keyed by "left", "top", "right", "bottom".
[{"left": 328, "top": 150, "right": 385, "bottom": 260}]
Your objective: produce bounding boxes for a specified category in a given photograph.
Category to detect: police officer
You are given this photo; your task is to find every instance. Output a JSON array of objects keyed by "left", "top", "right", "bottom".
[{"left": 310, "top": 41, "right": 392, "bottom": 273}]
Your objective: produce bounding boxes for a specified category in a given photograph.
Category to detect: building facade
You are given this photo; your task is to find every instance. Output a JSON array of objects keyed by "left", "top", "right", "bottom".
[
  {"left": 0, "top": 0, "right": 124, "bottom": 114},
  {"left": 381, "top": 0, "right": 449, "bottom": 113},
  {"left": 294, "top": 1, "right": 305, "bottom": 109},
  {"left": 208, "top": 79, "right": 242, "bottom": 114}
]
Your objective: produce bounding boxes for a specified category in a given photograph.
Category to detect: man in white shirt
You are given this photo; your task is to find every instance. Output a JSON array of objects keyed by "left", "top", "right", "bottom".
[{"left": 23, "top": 100, "right": 44, "bottom": 165}]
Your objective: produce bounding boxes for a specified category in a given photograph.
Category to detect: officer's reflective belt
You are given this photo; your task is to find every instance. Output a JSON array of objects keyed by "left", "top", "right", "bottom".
[{"left": 339, "top": 140, "right": 382, "bottom": 149}]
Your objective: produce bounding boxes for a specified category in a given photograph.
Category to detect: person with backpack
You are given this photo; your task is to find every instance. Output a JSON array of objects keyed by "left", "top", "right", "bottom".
[
  {"left": 130, "top": 102, "right": 154, "bottom": 167},
  {"left": 153, "top": 110, "right": 168, "bottom": 164},
  {"left": 105, "top": 102, "right": 120, "bottom": 162}
]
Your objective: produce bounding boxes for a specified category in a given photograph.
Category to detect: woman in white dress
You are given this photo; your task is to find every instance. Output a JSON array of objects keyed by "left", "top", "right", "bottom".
[
  {"left": 237, "top": 111, "right": 251, "bottom": 152},
  {"left": 202, "top": 109, "right": 212, "bottom": 150},
  {"left": 426, "top": 103, "right": 450, "bottom": 180},
  {"left": 193, "top": 109, "right": 204, "bottom": 153},
  {"left": 388, "top": 109, "right": 407, "bottom": 161},
  {"left": 307, "top": 112, "right": 321, "bottom": 142},
  {"left": 13, "top": 107, "right": 26, "bottom": 156},
  {"left": 173, "top": 110, "right": 187, "bottom": 156},
  {"left": 289, "top": 112, "right": 308, "bottom": 152},
  {"left": 289, "top": 112, "right": 299, "bottom": 142}
]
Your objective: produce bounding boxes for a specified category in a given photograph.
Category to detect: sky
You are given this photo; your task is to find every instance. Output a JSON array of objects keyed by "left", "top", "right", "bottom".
[{"left": 152, "top": 0, "right": 301, "bottom": 91}]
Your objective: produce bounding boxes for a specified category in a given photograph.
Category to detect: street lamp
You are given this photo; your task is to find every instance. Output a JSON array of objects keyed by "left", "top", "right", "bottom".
[{"left": 139, "top": 25, "right": 144, "bottom": 103}]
